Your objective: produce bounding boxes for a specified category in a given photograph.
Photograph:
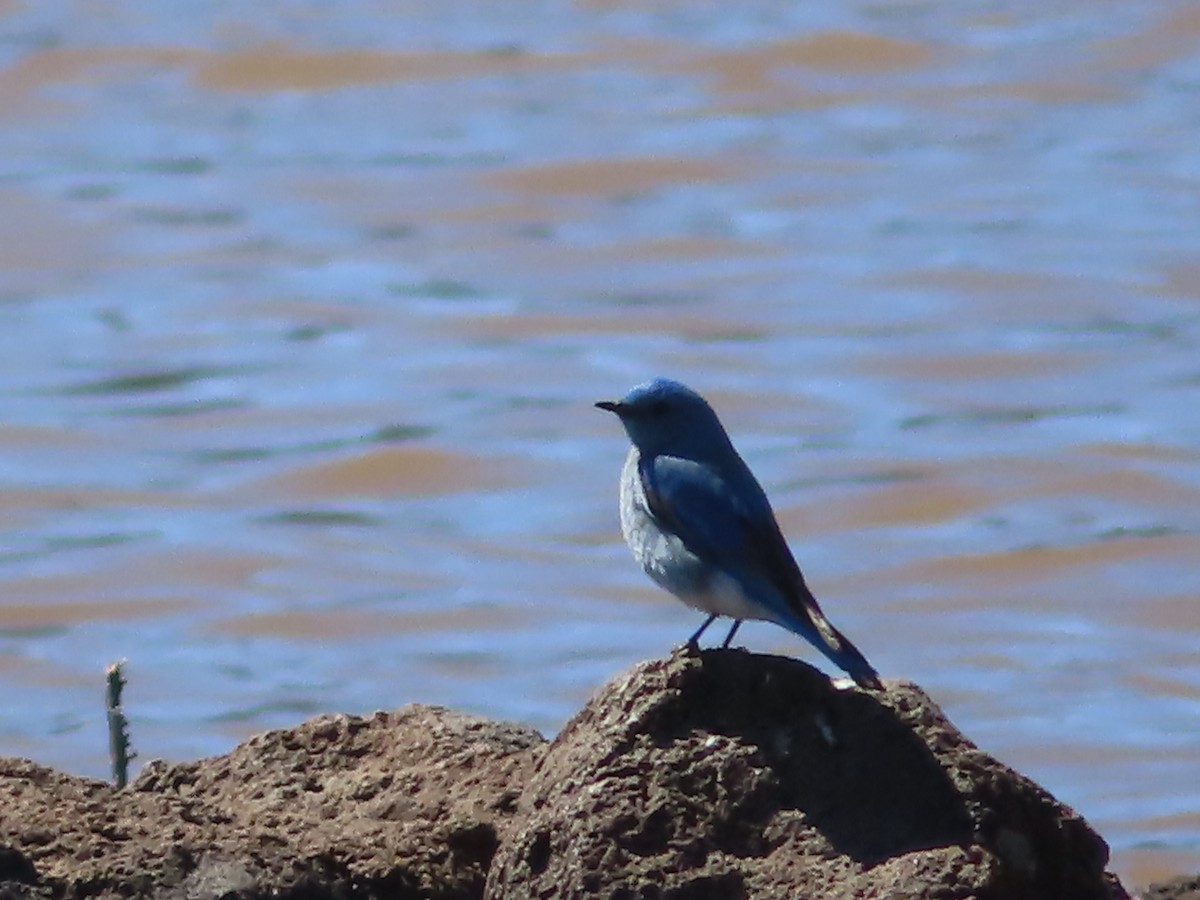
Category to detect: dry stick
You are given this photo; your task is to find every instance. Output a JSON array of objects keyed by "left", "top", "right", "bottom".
[{"left": 105, "top": 661, "right": 135, "bottom": 789}]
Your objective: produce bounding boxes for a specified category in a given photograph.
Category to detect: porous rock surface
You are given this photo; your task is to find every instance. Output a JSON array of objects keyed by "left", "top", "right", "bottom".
[
  {"left": 0, "top": 707, "right": 541, "bottom": 900},
  {"left": 0, "top": 648, "right": 1141, "bottom": 899}
]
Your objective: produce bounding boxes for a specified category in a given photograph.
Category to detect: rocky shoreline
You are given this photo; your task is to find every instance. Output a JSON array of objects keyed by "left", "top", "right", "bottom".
[{"left": 0, "top": 648, "right": 1192, "bottom": 899}]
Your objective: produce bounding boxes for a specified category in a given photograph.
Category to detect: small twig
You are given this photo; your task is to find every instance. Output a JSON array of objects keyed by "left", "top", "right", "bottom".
[{"left": 105, "top": 661, "right": 135, "bottom": 788}]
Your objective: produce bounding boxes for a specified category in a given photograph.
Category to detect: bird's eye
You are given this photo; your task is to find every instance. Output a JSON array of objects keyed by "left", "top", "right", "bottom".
[{"left": 649, "top": 400, "right": 669, "bottom": 416}]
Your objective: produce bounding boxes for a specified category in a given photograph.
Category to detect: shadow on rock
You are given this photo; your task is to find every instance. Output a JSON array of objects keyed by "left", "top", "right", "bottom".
[{"left": 638, "top": 648, "right": 972, "bottom": 864}]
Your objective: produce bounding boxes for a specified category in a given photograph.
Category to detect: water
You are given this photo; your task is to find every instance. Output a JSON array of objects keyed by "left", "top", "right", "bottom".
[{"left": 1, "top": 0, "right": 1198, "bottom": 887}]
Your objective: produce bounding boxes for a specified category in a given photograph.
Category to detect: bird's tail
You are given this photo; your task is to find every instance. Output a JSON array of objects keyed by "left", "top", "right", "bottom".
[{"left": 778, "top": 599, "right": 882, "bottom": 690}]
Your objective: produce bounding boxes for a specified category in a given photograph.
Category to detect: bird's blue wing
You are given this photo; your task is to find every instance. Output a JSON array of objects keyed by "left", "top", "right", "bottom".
[
  {"left": 638, "top": 453, "right": 805, "bottom": 610},
  {"left": 640, "top": 452, "right": 882, "bottom": 689}
]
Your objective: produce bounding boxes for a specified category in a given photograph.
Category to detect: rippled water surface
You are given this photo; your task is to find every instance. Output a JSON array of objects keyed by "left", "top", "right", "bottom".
[{"left": 2, "top": 0, "right": 1199, "bottom": 886}]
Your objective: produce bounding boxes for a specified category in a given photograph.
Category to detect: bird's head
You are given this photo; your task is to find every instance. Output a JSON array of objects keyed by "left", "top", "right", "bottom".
[{"left": 596, "top": 378, "right": 733, "bottom": 460}]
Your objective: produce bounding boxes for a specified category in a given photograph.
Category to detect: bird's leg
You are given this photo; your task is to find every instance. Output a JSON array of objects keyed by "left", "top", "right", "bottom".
[
  {"left": 721, "top": 620, "right": 742, "bottom": 648},
  {"left": 687, "top": 613, "right": 718, "bottom": 649}
]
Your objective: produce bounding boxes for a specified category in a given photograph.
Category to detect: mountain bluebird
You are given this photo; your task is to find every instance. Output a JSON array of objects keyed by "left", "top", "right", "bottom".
[{"left": 597, "top": 377, "right": 882, "bottom": 690}]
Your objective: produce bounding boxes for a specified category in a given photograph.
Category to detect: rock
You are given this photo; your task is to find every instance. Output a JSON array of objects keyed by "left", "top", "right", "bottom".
[
  {"left": 0, "top": 650, "right": 1133, "bottom": 899},
  {"left": 0, "top": 706, "right": 544, "bottom": 900},
  {"left": 486, "top": 647, "right": 1128, "bottom": 899}
]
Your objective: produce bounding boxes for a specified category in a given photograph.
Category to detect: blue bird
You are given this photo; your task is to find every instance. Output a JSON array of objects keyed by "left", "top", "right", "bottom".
[{"left": 596, "top": 377, "right": 882, "bottom": 690}]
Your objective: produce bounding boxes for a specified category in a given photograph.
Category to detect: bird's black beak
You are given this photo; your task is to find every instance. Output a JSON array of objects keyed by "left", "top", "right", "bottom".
[{"left": 595, "top": 400, "right": 622, "bottom": 414}]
